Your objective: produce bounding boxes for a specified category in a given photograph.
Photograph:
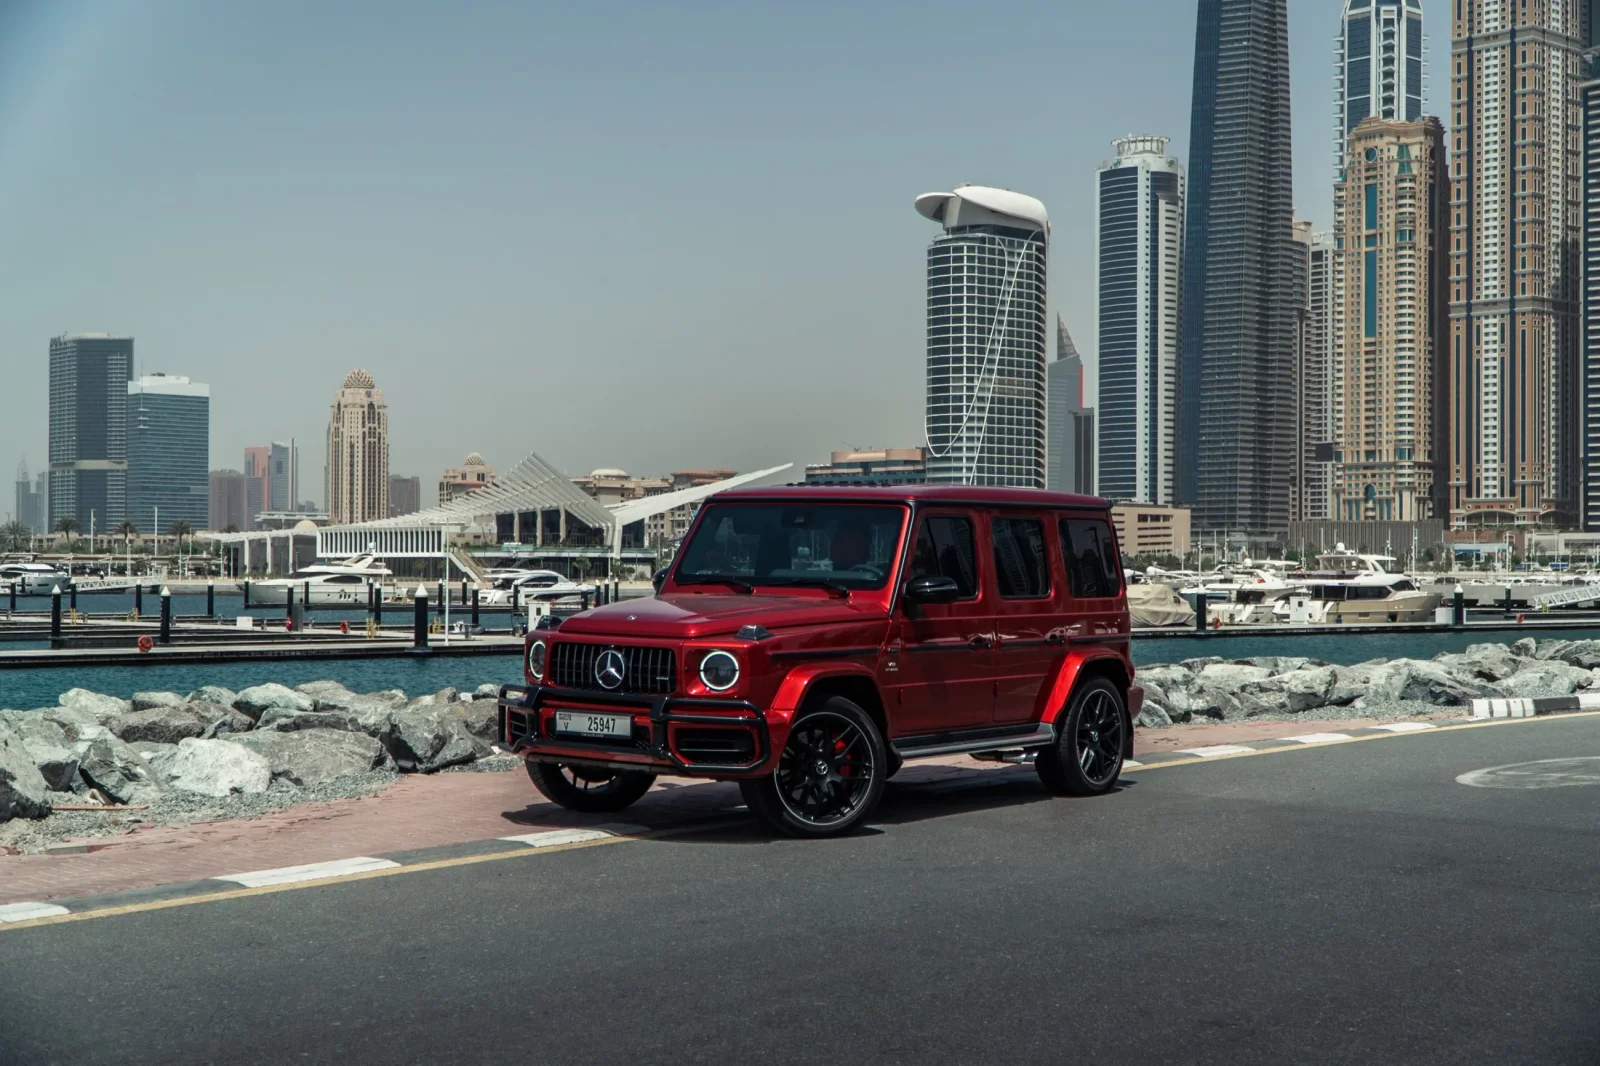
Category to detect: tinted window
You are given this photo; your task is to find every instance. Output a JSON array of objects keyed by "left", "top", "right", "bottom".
[
  {"left": 906, "top": 515, "right": 978, "bottom": 598},
  {"left": 1059, "top": 518, "right": 1121, "bottom": 599},
  {"left": 676, "top": 503, "right": 905, "bottom": 590},
  {"left": 990, "top": 517, "right": 1050, "bottom": 598}
]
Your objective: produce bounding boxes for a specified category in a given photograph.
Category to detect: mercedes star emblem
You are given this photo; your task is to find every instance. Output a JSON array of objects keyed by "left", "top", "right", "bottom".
[{"left": 595, "top": 648, "right": 627, "bottom": 690}]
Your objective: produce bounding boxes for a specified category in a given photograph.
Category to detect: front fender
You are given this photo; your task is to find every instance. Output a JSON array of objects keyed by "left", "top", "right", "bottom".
[{"left": 768, "top": 662, "right": 880, "bottom": 727}]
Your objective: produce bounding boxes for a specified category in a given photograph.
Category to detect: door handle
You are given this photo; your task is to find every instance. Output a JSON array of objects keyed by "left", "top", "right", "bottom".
[{"left": 968, "top": 636, "right": 991, "bottom": 650}]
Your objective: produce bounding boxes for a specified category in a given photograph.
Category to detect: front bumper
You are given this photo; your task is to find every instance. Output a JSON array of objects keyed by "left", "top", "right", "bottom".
[{"left": 496, "top": 684, "right": 771, "bottom": 777}]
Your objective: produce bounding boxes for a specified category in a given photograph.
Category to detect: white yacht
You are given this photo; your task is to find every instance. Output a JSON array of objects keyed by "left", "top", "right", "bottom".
[
  {"left": 237, "top": 555, "right": 394, "bottom": 606},
  {"left": 1275, "top": 545, "right": 1443, "bottom": 625},
  {"left": 0, "top": 561, "right": 73, "bottom": 596},
  {"left": 478, "top": 569, "right": 595, "bottom": 606},
  {"left": 1179, "top": 567, "right": 1298, "bottom": 626}
]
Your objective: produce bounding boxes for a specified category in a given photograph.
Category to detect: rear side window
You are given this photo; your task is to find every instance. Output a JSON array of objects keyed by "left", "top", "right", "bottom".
[
  {"left": 907, "top": 516, "right": 979, "bottom": 598},
  {"left": 990, "top": 517, "right": 1050, "bottom": 598},
  {"left": 1059, "top": 518, "right": 1122, "bottom": 599}
]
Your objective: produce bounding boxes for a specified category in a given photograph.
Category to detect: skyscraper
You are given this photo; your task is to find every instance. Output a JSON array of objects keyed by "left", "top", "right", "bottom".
[
  {"left": 326, "top": 369, "right": 390, "bottom": 524},
  {"left": 269, "top": 440, "right": 298, "bottom": 511},
  {"left": 48, "top": 333, "right": 133, "bottom": 530},
  {"left": 14, "top": 458, "right": 44, "bottom": 533},
  {"left": 388, "top": 474, "right": 421, "bottom": 517},
  {"left": 126, "top": 373, "right": 211, "bottom": 532},
  {"left": 1333, "top": 117, "right": 1450, "bottom": 523},
  {"left": 1179, "top": 0, "right": 1297, "bottom": 533},
  {"left": 1451, "top": 2, "right": 1582, "bottom": 528},
  {"left": 209, "top": 469, "right": 245, "bottom": 532},
  {"left": 1583, "top": 46, "right": 1600, "bottom": 529},
  {"left": 243, "top": 446, "right": 269, "bottom": 530},
  {"left": 1334, "top": 0, "right": 1425, "bottom": 171},
  {"left": 1097, "top": 135, "right": 1183, "bottom": 505},
  {"left": 1046, "top": 317, "right": 1096, "bottom": 495},
  {"left": 1294, "top": 227, "right": 1338, "bottom": 522},
  {"left": 915, "top": 185, "right": 1049, "bottom": 488}
]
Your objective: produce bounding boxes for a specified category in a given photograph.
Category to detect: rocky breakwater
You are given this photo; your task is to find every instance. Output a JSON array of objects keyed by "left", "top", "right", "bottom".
[
  {"left": 0, "top": 680, "right": 506, "bottom": 826},
  {"left": 1134, "top": 637, "right": 1600, "bottom": 728}
]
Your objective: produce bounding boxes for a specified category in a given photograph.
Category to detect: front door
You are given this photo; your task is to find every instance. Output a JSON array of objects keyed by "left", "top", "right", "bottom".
[
  {"left": 881, "top": 512, "right": 994, "bottom": 736},
  {"left": 987, "top": 512, "right": 1062, "bottom": 725}
]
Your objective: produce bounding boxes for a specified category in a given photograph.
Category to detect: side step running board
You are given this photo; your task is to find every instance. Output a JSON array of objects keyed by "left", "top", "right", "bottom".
[{"left": 893, "top": 728, "right": 1055, "bottom": 761}]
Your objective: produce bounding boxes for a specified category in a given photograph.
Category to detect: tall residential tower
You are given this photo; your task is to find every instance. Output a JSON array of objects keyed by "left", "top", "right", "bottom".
[
  {"left": 915, "top": 185, "right": 1049, "bottom": 488},
  {"left": 1335, "top": 0, "right": 1425, "bottom": 171},
  {"left": 126, "top": 373, "right": 211, "bottom": 531},
  {"left": 1097, "top": 135, "right": 1183, "bottom": 505},
  {"left": 1179, "top": 0, "right": 1298, "bottom": 533},
  {"left": 1450, "top": 1, "right": 1582, "bottom": 528},
  {"left": 48, "top": 333, "right": 133, "bottom": 530},
  {"left": 326, "top": 369, "right": 390, "bottom": 524}
]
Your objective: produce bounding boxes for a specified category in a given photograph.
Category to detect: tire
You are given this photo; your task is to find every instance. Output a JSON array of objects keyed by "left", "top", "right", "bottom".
[
  {"left": 526, "top": 760, "right": 656, "bottom": 813},
  {"left": 1035, "top": 676, "right": 1126, "bottom": 797},
  {"left": 740, "top": 696, "right": 888, "bottom": 838}
]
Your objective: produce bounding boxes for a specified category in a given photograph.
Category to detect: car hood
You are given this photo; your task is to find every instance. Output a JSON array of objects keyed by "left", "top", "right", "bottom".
[{"left": 554, "top": 592, "right": 886, "bottom": 640}]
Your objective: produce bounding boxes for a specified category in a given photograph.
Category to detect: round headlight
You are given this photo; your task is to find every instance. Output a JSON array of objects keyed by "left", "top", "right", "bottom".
[
  {"left": 527, "top": 639, "right": 547, "bottom": 681},
  {"left": 699, "top": 650, "right": 740, "bottom": 692}
]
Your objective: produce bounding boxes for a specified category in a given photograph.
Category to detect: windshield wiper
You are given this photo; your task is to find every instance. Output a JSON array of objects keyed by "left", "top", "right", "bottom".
[
  {"left": 677, "top": 575, "right": 755, "bottom": 594},
  {"left": 762, "top": 577, "right": 852, "bottom": 599}
]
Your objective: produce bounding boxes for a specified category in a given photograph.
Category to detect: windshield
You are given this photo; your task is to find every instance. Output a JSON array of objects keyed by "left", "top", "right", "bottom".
[{"left": 674, "top": 503, "right": 907, "bottom": 591}]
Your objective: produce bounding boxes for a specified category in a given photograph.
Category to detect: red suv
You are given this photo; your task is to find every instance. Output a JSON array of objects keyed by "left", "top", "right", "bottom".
[{"left": 497, "top": 484, "right": 1142, "bottom": 837}]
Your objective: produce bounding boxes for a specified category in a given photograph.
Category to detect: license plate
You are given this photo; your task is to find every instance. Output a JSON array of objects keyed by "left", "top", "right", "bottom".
[{"left": 554, "top": 711, "right": 632, "bottom": 738}]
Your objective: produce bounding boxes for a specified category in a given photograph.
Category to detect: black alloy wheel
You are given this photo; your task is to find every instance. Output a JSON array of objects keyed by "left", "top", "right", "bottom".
[
  {"left": 526, "top": 760, "right": 656, "bottom": 813},
  {"left": 1035, "top": 676, "right": 1126, "bottom": 797},
  {"left": 740, "top": 695, "right": 887, "bottom": 838}
]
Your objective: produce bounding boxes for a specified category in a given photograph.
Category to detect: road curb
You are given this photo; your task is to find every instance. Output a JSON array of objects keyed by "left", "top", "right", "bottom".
[{"left": 1470, "top": 693, "right": 1600, "bottom": 719}]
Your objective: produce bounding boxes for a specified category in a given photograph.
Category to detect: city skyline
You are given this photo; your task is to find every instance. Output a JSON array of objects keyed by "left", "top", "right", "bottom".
[{"left": 0, "top": 1, "right": 1458, "bottom": 495}]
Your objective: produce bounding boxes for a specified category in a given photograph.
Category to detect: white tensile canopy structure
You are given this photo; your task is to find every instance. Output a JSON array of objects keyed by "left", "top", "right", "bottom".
[{"left": 313, "top": 450, "right": 793, "bottom": 560}]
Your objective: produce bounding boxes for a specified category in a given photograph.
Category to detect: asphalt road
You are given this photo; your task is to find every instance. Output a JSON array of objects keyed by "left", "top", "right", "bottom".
[{"left": 2, "top": 717, "right": 1597, "bottom": 1066}]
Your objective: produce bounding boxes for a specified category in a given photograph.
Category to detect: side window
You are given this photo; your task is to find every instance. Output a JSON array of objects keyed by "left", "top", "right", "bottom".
[
  {"left": 1059, "top": 517, "right": 1122, "bottom": 599},
  {"left": 990, "top": 517, "right": 1050, "bottom": 598},
  {"left": 906, "top": 515, "right": 979, "bottom": 599}
]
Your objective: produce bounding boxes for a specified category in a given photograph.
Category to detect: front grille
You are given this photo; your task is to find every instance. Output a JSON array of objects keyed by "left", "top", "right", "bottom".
[{"left": 549, "top": 642, "right": 677, "bottom": 696}]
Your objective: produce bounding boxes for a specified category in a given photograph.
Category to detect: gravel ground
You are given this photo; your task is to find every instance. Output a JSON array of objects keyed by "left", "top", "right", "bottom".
[
  {"left": 1144, "top": 699, "right": 1463, "bottom": 728},
  {"left": 0, "top": 769, "right": 402, "bottom": 856},
  {"left": 439, "top": 752, "right": 521, "bottom": 773}
]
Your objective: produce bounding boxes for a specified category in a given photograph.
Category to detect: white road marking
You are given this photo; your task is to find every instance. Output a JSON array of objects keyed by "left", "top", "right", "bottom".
[
  {"left": 499, "top": 824, "right": 647, "bottom": 848},
  {"left": 1123, "top": 760, "right": 1143, "bottom": 768},
  {"left": 1174, "top": 745, "right": 1256, "bottom": 758},
  {"left": 214, "top": 857, "right": 401, "bottom": 888},
  {"left": 1456, "top": 757, "right": 1600, "bottom": 790},
  {"left": 0, "top": 902, "right": 70, "bottom": 923},
  {"left": 1371, "top": 722, "right": 1437, "bottom": 733},
  {"left": 1290, "top": 733, "right": 1353, "bottom": 744}
]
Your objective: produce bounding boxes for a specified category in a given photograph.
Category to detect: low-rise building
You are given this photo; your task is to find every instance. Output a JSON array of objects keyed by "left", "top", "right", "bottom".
[
  {"left": 439, "top": 454, "right": 495, "bottom": 505},
  {"left": 1110, "top": 503, "right": 1191, "bottom": 559},
  {"left": 804, "top": 448, "right": 927, "bottom": 486},
  {"left": 571, "top": 468, "right": 739, "bottom": 548}
]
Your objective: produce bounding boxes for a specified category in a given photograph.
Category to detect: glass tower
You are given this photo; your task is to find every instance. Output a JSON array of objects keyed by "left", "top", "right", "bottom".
[
  {"left": 48, "top": 333, "right": 133, "bottom": 530},
  {"left": 1335, "top": 0, "right": 1426, "bottom": 172},
  {"left": 1046, "top": 316, "right": 1096, "bottom": 495},
  {"left": 915, "top": 185, "right": 1049, "bottom": 488},
  {"left": 127, "top": 374, "right": 211, "bottom": 532},
  {"left": 1178, "top": 0, "right": 1297, "bottom": 534}
]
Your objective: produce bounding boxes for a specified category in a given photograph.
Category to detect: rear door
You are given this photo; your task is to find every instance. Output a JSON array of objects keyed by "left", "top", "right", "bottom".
[
  {"left": 1058, "top": 513, "right": 1126, "bottom": 641},
  {"left": 988, "top": 512, "right": 1061, "bottom": 725},
  {"left": 883, "top": 512, "right": 994, "bottom": 736}
]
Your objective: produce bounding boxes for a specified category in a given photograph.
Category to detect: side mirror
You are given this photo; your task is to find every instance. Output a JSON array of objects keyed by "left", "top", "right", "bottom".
[
  {"left": 652, "top": 568, "right": 668, "bottom": 593},
  {"left": 904, "top": 574, "right": 960, "bottom": 605}
]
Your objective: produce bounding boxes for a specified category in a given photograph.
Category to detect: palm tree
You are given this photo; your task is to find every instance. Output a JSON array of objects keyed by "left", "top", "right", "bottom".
[
  {"left": 0, "top": 520, "right": 28, "bottom": 552},
  {"left": 53, "top": 516, "right": 79, "bottom": 550},
  {"left": 167, "top": 520, "right": 193, "bottom": 559}
]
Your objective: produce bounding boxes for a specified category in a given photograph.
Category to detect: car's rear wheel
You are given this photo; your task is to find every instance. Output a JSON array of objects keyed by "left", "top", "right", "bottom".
[
  {"left": 526, "top": 761, "right": 656, "bottom": 813},
  {"left": 1035, "top": 677, "right": 1126, "bottom": 796},
  {"left": 740, "top": 696, "right": 887, "bottom": 838}
]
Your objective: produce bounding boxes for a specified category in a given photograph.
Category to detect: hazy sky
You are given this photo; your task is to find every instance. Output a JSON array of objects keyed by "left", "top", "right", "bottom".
[{"left": 0, "top": 0, "right": 1450, "bottom": 510}]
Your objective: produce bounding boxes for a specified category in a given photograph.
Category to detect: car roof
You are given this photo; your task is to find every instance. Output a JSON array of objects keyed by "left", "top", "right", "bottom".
[{"left": 711, "top": 483, "right": 1111, "bottom": 510}]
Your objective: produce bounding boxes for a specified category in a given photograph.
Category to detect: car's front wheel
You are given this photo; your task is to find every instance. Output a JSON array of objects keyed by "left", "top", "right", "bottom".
[
  {"left": 526, "top": 761, "right": 656, "bottom": 813},
  {"left": 740, "top": 696, "right": 887, "bottom": 838},
  {"left": 1035, "top": 676, "right": 1126, "bottom": 796}
]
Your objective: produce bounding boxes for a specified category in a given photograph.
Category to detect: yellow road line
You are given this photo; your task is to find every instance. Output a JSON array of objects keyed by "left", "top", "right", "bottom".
[{"left": 1122, "top": 709, "right": 1600, "bottom": 772}]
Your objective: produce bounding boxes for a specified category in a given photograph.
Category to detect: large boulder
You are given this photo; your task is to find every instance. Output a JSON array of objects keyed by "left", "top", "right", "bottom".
[
  {"left": 1440, "top": 643, "right": 1527, "bottom": 682},
  {"left": 187, "top": 685, "right": 238, "bottom": 707},
  {"left": 58, "top": 688, "right": 132, "bottom": 719},
  {"left": 1388, "top": 660, "right": 1499, "bottom": 707},
  {"left": 378, "top": 706, "right": 490, "bottom": 772},
  {"left": 255, "top": 708, "right": 372, "bottom": 735},
  {"left": 1281, "top": 665, "right": 1337, "bottom": 713},
  {"left": 1195, "top": 663, "right": 1273, "bottom": 688},
  {"left": 232, "top": 683, "right": 314, "bottom": 721},
  {"left": 1549, "top": 640, "right": 1600, "bottom": 670},
  {"left": 130, "top": 691, "right": 187, "bottom": 712},
  {"left": 1499, "top": 661, "right": 1593, "bottom": 699},
  {"left": 105, "top": 705, "right": 212, "bottom": 745},
  {"left": 454, "top": 701, "right": 497, "bottom": 743},
  {"left": 159, "top": 738, "right": 271, "bottom": 798},
  {"left": 407, "top": 687, "right": 461, "bottom": 709},
  {"left": 73, "top": 734, "right": 162, "bottom": 804},
  {"left": 1250, "top": 656, "right": 1317, "bottom": 676},
  {"left": 189, "top": 701, "right": 255, "bottom": 738},
  {"left": 471, "top": 684, "right": 500, "bottom": 701},
  {"left": 1136, "top": 664, "right": 1194, "bottom": 692},
  {"left": 1511, "top": 637, "right": 1539, "bottom": 659},
  {"left": 226, "top": 729, "right": 389, "bottom": 787},
  {"left": 0, "top": 726, "right": 51, "bottom": 821}
]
